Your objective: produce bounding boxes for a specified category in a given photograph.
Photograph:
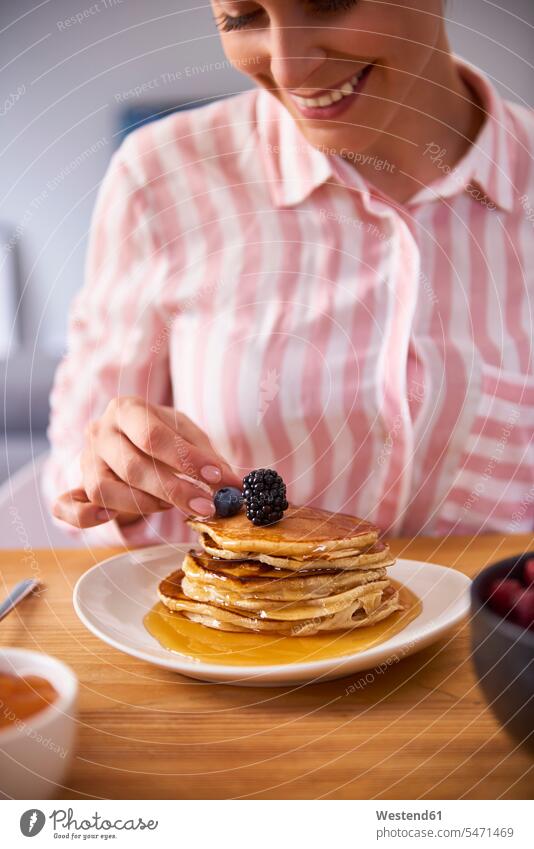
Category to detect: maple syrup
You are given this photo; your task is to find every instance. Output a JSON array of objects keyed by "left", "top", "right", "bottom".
[{"left": 144, "top": 581, "right": 421, "bottom": 666}]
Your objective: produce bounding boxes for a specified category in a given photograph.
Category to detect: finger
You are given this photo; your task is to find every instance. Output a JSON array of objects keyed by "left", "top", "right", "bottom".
[
  {"left": 157, "top": 407, "right": 244, "bottom": 486},
  {"left": 97, "top": 428, "right": 217, "bottom": 515},
  {"left": 156, "top": 406, "right": 218, "bottom": 451},
  {"left": 114, "top": 398, "right": 241, "bottom": 487},
  {"left": 53, "top": 489, "right": 118, "bottom": 529},
  {"left": 81, "top": 452, "right": 172, "bottom": 515},
  {"left": 155, "top": 405, "right": 243, "bottom": 487}
]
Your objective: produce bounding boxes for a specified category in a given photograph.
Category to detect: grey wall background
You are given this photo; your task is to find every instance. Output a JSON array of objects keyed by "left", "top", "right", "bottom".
[{"left": 0, "top": 0, "right": 533, "bottom": 478}]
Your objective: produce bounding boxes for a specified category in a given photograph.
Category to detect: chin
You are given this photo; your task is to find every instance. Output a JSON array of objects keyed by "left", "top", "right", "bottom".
[{"left": 278, "top": 99, "right": 385, "bottom": 158}]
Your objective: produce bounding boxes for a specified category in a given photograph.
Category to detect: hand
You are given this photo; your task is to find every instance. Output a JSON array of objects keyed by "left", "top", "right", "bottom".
[{"left": 52, "top": 397, "right": 242, "bottom": 529}]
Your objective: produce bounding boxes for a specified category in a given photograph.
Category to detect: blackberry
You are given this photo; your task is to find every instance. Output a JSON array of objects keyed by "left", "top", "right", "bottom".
[{"left": 242, "top": 468, "right": 289, "bottom": 526}]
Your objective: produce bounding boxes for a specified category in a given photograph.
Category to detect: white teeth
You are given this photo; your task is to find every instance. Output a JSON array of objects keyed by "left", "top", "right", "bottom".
[{"left": 292, "top": 69, "right": 367, "bottom": 110}]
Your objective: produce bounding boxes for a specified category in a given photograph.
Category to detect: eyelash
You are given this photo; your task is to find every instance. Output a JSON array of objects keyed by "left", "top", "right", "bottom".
[{"left": 215, "top": 0, "right": 359, "bottom": 33}]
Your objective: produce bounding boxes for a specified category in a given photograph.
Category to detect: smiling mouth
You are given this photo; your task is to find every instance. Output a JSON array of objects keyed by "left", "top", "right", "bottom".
[{"left": 289, "top": 64, "right": 374, "bottom": 109}]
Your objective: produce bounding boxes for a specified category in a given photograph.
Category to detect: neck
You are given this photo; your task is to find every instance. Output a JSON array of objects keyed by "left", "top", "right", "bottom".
[{"left": 350, "top": 43, "right": 485, "bottom": 205}]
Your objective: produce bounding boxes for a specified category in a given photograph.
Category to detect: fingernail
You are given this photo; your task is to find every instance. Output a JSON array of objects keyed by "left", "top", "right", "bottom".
[
  {"left": 96, "top": 509, "right": 117, "bottom": 521},
  {"left": 188, "top": 497, "right": 215, "bottom": 517},
  {"left": 200, "top": 465, "right": 222, "bottom": 484}
]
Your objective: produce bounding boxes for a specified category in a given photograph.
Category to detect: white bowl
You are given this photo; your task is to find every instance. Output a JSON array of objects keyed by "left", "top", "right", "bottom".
[{"left": 0, "top": 648, "right": 78, "bottom": 799}]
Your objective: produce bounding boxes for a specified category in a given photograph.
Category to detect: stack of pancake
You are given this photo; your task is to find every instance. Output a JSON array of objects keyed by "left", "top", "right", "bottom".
[{"left": 158, "top": 505, "right": 402, "bottom": 636}]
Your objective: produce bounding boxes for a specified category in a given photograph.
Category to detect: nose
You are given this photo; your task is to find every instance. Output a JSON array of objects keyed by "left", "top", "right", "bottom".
[{"left": 268, "top": 25, "right": 327, "bottom": 90}]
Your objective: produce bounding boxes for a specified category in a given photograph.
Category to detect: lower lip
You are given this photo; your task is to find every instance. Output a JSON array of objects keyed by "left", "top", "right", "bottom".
[{"left": 289, "top": 64, "right": 374, "bottom": 120}]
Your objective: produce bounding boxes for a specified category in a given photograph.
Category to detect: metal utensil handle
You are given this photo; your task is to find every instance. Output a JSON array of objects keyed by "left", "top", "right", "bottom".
[{"left": 0, "top": 579, "right": 40, "bottom": 622}]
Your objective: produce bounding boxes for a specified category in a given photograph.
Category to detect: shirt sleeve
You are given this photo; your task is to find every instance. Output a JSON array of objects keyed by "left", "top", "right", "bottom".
[{"left": 41, "top": 140, "right": 180, "bottom": 546}]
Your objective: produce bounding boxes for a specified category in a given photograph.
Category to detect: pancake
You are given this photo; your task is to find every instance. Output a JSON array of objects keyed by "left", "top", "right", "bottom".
[
  {"left": 158, "top": 570, "right": 402, "bottom": 635},
  {"left": 188, "top": 504, "right": 379, "bottom": 557},
  {"left": 156, "top": 501, "right": 402, "bottom": 636},
  {"left": 199, "top": 533, "right": 394, "bottom": 570},
  {"left": 182, "top": 550, "right": 387, "bottom": 601},
  {"left": 181, "top": 576, "right": 389, "bottom": 619}
]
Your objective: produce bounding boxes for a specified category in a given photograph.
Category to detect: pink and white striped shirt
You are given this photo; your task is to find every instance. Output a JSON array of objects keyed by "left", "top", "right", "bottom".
[{"left": 42, "top": 58, "right": 534, "bottom": 546}]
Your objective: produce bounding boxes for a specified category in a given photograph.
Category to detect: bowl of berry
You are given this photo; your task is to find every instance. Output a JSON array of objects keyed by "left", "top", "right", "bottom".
[{"left": 470, "top": 553, "right": 534, "bottom": 754}]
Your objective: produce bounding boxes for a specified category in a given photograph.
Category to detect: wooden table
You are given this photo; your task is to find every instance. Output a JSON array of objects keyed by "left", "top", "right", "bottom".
[{"left": 1, "top": 535, "right": 533, "bottom": 800}]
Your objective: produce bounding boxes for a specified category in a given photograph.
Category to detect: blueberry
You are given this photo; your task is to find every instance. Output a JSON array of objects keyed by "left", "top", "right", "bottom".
[{"left": 213, "top": 486, "right": 244, "bottom": 518}]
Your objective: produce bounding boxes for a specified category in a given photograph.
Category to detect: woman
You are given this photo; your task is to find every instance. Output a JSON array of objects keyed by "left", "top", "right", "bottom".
[{"left": 44, "top": 0, "right": 534, "bottom": 546}]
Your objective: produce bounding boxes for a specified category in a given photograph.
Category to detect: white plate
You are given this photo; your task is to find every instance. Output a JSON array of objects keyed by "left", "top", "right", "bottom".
[{"left": 73, "top": 544, "right": 471, "bottom": 686}]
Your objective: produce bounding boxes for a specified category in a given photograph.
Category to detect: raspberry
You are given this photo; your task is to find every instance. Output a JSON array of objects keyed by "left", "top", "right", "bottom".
[
  {"left": 523, "top": 557, "right": 534, "bottom": 587},
  {"left": 242, "top": 468, "right": 289, "bottom": 526},
  {"left": 487, "top": 579, "right": 522, "bottom": 618},
  {"left": 514, "top": 590, "right": 534, "bottom": 629}
]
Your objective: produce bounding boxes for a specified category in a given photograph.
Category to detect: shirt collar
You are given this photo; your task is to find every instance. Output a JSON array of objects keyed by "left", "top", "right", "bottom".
[
  {"left": 256, "top": 56, "right": 516, "bottom": 212},
  {"left": 408, "top": 57, "right": 516, "bottom": 212},
  {"left": 256, "top": 85, "right": 334, "bottom": 207}
]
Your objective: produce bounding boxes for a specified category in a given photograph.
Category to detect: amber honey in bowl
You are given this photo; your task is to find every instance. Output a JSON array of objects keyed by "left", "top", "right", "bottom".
[{"left": 0, "top": 672, "right": 59, "bottom": 730}]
